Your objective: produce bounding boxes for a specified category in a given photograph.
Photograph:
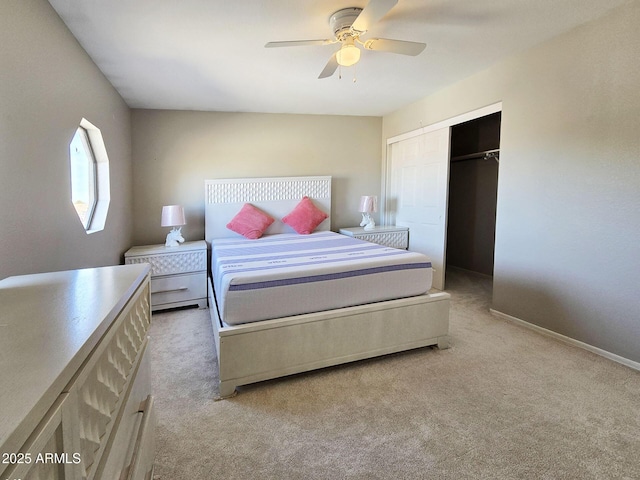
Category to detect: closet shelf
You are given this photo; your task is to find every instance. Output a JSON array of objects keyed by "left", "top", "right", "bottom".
[{"left": 451, "top": 149, "right": 500, "bottom": 163}]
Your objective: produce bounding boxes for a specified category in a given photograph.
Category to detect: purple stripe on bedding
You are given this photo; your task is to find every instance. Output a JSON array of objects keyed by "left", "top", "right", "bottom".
[
  {"left": 217, "top": 245, "right": 402, "bottom": 266},
  {"left": 228, "top": 262, "right": 432, "bottom": 291},
  {"left": 214, "top": 236, "right": 362, "bottom": 256},
  {"left": 213, "top": 231, "right": 336, "bottom": 246},
  {"left": 212, "top": 232, "right": 337, "bottom": 249},
  {"left": 219, "top": 250, "right": 411, "bottom": 280}
]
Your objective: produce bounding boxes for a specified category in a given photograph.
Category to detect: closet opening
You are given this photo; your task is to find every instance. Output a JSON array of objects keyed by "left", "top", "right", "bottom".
[{"left": 446, "top": 111, "right": 501, "bottom": 281}]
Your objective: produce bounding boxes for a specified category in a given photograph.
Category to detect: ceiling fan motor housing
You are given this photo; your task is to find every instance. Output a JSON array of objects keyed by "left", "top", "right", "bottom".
[{"left": 330, "top": 8, "right": 363, "bottom": 39}]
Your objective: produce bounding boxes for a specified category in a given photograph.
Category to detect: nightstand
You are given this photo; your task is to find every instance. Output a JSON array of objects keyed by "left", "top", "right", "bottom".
[
  {"left": 339, "top": 226, "right": 409, "bottom": 249},
  {"left": 125, "top": 240, "right": 207, "bottom": 311}
]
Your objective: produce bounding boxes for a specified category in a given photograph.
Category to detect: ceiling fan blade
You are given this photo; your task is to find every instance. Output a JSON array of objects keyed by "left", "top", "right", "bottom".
[
  {"left": 352, "top": 0, "right": 398, "bottom": 33},
  {"left": 318, "top": 53, "right": 339, "bottom": 79},
  {"left": 265, "top": 39, "right": 334, "bottom": 48},
  {"left": 363, "top": 38, "right": 426, "bottom": 56}
]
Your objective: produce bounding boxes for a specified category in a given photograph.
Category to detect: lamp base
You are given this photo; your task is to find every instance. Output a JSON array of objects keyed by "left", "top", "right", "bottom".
[
  {"left": 165, "top": 227, "right": 185, "bottom": 247},
  {"left": 360, "top": 213, "right": 376, "bottom": 230}
]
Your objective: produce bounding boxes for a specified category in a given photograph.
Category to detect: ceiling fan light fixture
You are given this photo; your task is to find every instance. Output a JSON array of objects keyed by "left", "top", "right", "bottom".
[{"left": 336, "top": 42, "right": 360, "bottom": 67}]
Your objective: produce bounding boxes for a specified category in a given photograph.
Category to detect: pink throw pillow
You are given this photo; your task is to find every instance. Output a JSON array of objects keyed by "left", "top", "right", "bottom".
[
  {"left": 226, "top": 203, "right": 274, "bottom": 239},
  {"left": 282, "top": 197, "right": 328, "bottom": 234}
]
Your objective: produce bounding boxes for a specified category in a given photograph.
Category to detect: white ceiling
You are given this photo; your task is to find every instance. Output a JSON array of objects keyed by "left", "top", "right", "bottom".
[{"left": 48, "top": 0, "right": 626, "bottom": 117}]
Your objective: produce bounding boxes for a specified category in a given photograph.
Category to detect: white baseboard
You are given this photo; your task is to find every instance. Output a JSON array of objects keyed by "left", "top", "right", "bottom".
[{"left": 489, "top": 309, "right": 640, "bottom": 372}]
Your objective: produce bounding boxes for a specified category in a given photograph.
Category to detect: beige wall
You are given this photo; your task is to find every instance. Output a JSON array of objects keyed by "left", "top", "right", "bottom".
[
  {"left": 131, "top": 110, "right": 382, "bottom": 246},
  {"left": 0, "top": 0, "right": 133, "bottom": 279},
  {"left": 383, "top": 1, "right": 640, "bottom": 363}
]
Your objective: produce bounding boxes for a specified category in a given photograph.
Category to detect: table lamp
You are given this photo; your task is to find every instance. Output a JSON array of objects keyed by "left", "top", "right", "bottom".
[
  {"left": 161, "top": 205, "right": 186, "bottom": 247},
  {"left": 359, "top": 195, "right": 378, "bottom": 231}
]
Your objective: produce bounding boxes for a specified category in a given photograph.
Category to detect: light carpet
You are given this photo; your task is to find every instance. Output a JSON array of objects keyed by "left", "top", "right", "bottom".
[{"left": 150, "top": 269, "right": 640, "bottom": 479}]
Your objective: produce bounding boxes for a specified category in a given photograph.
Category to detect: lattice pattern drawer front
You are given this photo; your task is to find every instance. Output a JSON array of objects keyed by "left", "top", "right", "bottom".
[
  {"left": 126, "top": 250, "right": 206, "bottom": 276},
  {"left": 74, "top": 282, "right": 151, "bottom": 480},
  {"left": 356, "top": 231, "right": 409, "bottom": 249}
]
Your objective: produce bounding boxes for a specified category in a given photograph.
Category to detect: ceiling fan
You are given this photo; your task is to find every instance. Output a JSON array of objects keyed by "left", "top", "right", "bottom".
[{"left": 265, "top": 0, "right": 426, "bottom": 79}]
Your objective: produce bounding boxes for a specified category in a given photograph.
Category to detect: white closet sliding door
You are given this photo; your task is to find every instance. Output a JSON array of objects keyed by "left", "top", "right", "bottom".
[{"left": 387, "top": 127, "right": 450, "bottom": 290}]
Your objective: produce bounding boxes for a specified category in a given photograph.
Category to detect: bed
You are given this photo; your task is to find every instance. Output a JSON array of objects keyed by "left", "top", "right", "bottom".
[{"left": 205, "top": 176, "right": 450, "bottom": 397}]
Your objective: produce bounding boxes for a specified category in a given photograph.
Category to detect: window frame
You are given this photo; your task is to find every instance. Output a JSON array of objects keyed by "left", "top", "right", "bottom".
[
  {"left": 70, "top": 126, "right": 98, "bottom": 229},
  {"left": 69, "top": 118, "right": 110, "bottom": 234}
]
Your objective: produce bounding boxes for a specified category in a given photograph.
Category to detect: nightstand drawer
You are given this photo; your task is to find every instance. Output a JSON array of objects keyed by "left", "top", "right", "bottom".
[
  {"left": 125, "top": 241, "right": 208, "bottom": 310},
  {"left": 339, "top": 226, "right": 409, "bottom": 249},
  {"left": 127, "top": 249, "right": 206, "bottom": 276},
  {"left": 151, "top": 272, "right": 206, "bottom": 307}
]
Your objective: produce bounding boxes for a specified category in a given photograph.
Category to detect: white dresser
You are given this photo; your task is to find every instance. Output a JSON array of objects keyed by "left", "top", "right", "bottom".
[
  {"left": 125, "top": 240, "right": 207, "bottom": 311},
  {"left": 339, "top": 226, "right": 409, "bottom": 249},
  {"left": 0, "top": 264, "right": 154, "bottom": 480}
]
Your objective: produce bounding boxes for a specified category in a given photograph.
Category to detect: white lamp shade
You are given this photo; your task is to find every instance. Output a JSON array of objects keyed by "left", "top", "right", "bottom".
[
  {"left": 359, "top": 196, "right": 378, "bottom": 213},
  {"left": 161, "top": 205, "right": 186, "bottom": 227}
]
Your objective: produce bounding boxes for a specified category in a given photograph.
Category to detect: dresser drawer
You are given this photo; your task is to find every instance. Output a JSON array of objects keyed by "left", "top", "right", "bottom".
[
  {"left": 93, "top": 343, "right": 152, "bottom": 480},
  {"left": 151, "top": 272, "right": 206, "bottom": 307},
  {"left": 1, "top": 393, "right": 80, "bottom": 480},
  {"left": 126, "top": 396, "right": 155, "bottom": 480},
  {"left": 70, "top": 281, "right": 151, "bottom": 480}
]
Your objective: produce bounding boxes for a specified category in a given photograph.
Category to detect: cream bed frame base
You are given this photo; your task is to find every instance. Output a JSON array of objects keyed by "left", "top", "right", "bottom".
[{"left": 205, "top": 176, "right": 450, "bottom": 398}]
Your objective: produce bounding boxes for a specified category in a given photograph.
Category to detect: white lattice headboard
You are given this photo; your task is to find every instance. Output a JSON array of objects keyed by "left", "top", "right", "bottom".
[{"left": 205, "top": 176, "right": 332, "bottom": 242}]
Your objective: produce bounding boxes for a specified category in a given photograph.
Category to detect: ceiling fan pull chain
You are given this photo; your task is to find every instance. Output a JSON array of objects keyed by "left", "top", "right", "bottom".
[{"left": 353, "top": 63, "right": 357, "bottom": 83}]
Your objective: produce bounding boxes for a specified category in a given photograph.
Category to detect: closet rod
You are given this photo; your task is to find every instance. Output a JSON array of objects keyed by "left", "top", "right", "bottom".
[{"left": 450, "top": 149, "right": 500, "bottom": 163}]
